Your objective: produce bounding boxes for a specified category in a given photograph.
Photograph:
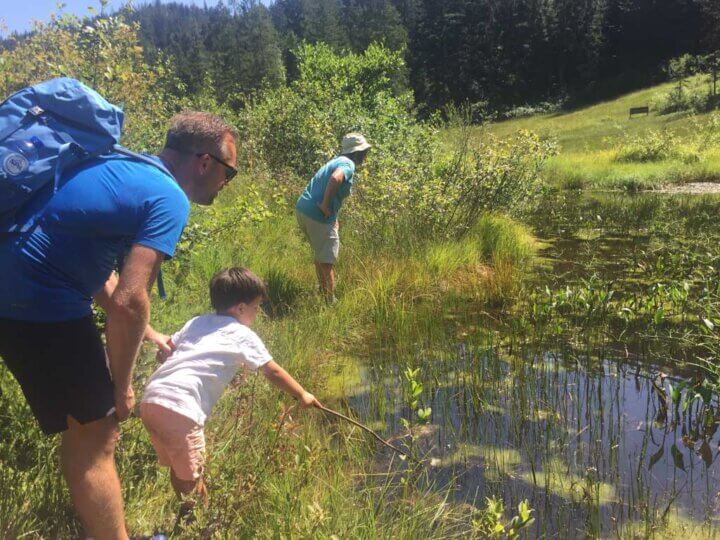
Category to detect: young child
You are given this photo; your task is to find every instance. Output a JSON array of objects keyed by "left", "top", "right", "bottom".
[{"left": 140, "top": 267, "right": 321, "bottom": 509}]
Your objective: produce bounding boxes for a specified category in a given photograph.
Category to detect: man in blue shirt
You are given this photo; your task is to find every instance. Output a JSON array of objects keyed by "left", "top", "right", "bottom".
[
  {"left": 295, "top": 133, "right": 370, "bottom": 302},
  {"left": 0, "top": 111, "right": 238, "bottom": 540}
]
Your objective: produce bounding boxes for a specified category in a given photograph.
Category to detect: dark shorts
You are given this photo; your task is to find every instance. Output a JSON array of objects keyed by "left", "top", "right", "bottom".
[{"left": 0, "top": 315, "right": 115, "bottom": 435}]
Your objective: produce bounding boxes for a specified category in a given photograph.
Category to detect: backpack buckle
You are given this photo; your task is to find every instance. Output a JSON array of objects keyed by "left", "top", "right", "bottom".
[{"left": 28, "top": 106, "right": 44, "bottom": 117}]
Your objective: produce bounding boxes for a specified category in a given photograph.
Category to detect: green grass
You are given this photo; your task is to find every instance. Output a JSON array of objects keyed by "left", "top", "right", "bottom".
[
  {"left": 0, "top": 179, "right": 536, "bottom": 538},
  {"left": 450, "top": 76, "right": 720, "bottom": 190}
]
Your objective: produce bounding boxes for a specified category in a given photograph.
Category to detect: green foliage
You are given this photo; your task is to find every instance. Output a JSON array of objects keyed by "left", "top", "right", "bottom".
[
  {"left": 658, "top": 51, "right": 720, "bottom": 114},
  {"left": 614, "top": 129, "right": 699, "bottom": 164},
  {"left": 242, "top": 41, "right": 410, "bottom": 179},
  {"left": 471, "top": 497, "right": 535, "bottom": 538},
  {"left": 441, "top": 130, "right": 556, "bottom": 230},
  {"left": 244, "top": 43, "right": 553, "bottom": 246},
  {"left": 613, "top": 113, "right": 720, "bottom": 166},
  {"left": 205, "top": 2, "right": 286, "bottom": 107},
  {"left": 0, "top": 10, "right": 182, "bottom": 151},
  {"left": 263, "top": 267, "right": 306, "bottom": 317},
  {"left": 402, "top": 366, "right": 431, "bottom": 424}
]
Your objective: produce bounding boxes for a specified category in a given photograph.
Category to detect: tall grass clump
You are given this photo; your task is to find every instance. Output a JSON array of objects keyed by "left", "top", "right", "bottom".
[{"left": 614, "top": 129, "right": 699, "bottom": 164}]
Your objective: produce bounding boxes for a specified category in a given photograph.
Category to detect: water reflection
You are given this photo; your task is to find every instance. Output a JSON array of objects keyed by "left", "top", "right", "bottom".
[
  {"left": 354, "top": 346, "right": 720, "bottom": 537},
  {"left": 350, "top": 192, "right": 720, "bottom": 537}
]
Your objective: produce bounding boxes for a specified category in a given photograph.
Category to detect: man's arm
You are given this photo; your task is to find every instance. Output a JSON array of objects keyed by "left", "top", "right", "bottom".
[
  {"left": 318, "top": 168, "right": 345, "bottom": 219},
  {"left": 95, "top": 272, "right": 173, "bottom": 354},
  {"left": 103, "top": 244, "right": 164, "bottom": 420}
]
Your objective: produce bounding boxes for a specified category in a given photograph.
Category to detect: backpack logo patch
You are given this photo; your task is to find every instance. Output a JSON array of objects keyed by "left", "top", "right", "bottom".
[{"left": 3, "top": 153, "right": 29, "bottom": 176}]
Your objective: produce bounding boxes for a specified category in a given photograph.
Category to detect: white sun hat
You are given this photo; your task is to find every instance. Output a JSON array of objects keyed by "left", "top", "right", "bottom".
[{"left": 341, "top": 132, "right": 371, "bottom": 155}]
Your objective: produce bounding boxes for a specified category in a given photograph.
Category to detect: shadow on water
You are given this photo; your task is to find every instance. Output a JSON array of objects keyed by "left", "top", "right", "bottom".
[
  {"left": 348, "top": 191, "right": 720, "bottom": 537},
  {"left": 351, "top": 344, "right": 720, "bottom": 538}
]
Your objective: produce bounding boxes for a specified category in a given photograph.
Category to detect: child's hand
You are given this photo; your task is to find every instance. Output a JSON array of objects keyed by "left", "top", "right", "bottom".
[
  {"left": 145, "top": 329, "right": 175, "bottom": 363},
  {"left": 300, "top": 391, "right": 321, "bottom": 409},
  {"left": 155, "top": 337, "right": 175, "bottom": 363}
]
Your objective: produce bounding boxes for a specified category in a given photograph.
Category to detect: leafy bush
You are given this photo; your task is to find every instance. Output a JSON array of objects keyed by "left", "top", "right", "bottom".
[
  {"left": 0, "top": 11, "right": 184, "bottom": 151},
  {"left": 423, "top": 130, "right": 556, "bottom": 236},
  {"left": 501, "top": 98, "right": 566, "bottom": 120},
  {"left": 242, "top": 43, "right": 554, "bottom": 246},
  {"left": 241, "top": 42, "right": 409, "bottom": 180},
  {"left": 614, "top": 130, "right": 700, "bottom": 164}
]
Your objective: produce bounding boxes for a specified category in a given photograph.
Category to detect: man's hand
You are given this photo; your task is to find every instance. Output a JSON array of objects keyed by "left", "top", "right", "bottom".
[
  {"left": 317, "top": 168, "right": 344, "bottom": 219},
  {"left": 300, "top": 391, "right": 322, "bottom": 409},
  {"left": 105, "top": 244, "right": 163, "bottom": 418},
  {"left": 114, "top": 385, "right": 135, "bottom": 421},
  {"left": 317, "top": 201, "right": 331, "bottom": 219}
]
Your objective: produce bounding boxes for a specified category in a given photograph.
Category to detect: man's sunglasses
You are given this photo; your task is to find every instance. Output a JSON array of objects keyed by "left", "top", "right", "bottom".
[{"left": 197, "top": 152, "right": 238, "bottom": 182}]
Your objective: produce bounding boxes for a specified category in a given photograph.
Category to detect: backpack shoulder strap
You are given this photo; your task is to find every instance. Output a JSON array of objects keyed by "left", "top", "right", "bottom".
[
  {"left": 112, "top": 145, "right": 176, "bottom": 300},
  {"left": 113, "top": 145, "right": 175, "bottom": 180}
]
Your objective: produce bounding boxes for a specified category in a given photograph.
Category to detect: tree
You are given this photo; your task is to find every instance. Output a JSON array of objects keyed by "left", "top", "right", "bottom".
[
  {"left": 341, "top": 0, "right": 408, "bottom": 52},
  {"left": 697, "top": 0, "right": 720, "bottom": 50},
  {"left": 207, "top": 1, "right": 286, "bottom": 104}
]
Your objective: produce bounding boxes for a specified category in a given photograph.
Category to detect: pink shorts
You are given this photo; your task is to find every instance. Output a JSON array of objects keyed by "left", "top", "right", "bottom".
[{"left": 140, "top": 402, "right": 206, "bottom": 481}]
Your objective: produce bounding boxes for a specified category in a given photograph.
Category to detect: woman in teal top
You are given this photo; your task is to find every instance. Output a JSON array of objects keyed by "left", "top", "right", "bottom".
[{"left": 295, "top": 133, "right": 370, "bottom": 303}]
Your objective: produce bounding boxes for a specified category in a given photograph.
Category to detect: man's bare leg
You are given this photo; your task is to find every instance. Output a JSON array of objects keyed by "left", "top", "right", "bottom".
[
  {"left": 317, "top": 262, "right": 335, "bottom": 302},
  {"left": 314, "top": 262, "right": 325, "bottom": 295},
  {"left": 60, "top": 415, "right": 128, "bottom": 540}
]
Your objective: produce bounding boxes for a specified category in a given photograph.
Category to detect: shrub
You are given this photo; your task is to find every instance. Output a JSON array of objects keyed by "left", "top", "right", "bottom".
[
  {"left": 425, "top": 130, "right": 556, "bottom": 236},
  {"left": 501, "top": 98, "right": 566, "bottom": 120},
  {"left": 614, "top": 130, "right": 699, "bottom": 164},
  {"left": 243, "top": 43, "right": 554, "bottom": 247},
  {"left": 240, "top": 42, "right": 409, "bottom": 181}
]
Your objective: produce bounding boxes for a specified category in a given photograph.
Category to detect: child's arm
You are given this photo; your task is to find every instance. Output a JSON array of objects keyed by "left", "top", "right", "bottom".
[
  {"left": 261, "top": 360, "right": 321, "bottom": 408},
  {"left": 96, "top": 272, "right": 174, "bottom": 359},
  {"left": 144, "top": 326, "right": 175, "bottom": 361}
]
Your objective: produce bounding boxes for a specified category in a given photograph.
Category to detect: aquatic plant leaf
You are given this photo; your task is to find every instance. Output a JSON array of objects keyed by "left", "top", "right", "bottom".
[
  {"left": 648, "top": 446, "right": 664, "bottom": 470},
  {"left": 698, "top": 441, "right": 712, "bottom": 468},
  {"left": 669, "top": 383, "right": 684, "bottom": 405},
  {"left": 518, "top": 500, "right": 534, "bottom": 523},
  {"left": 670, "top": 444, "right": 686, "bottom": 471},
  {"left": 417, "top": 407, "right": 432, "bottom": 422}
]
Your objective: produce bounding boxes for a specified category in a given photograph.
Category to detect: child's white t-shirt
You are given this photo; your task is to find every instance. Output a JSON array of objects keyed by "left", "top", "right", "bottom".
[{"left": 141, "top": 314, "right": 272, "bottom": 426}]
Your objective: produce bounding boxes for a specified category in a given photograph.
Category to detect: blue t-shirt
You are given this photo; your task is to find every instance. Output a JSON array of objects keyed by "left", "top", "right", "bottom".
[
  {"left": 0, "top": 155, "right": 190, "bottom": 322},
  {"left": 295, "top": 156, "right": 355, "bottom": 223}
]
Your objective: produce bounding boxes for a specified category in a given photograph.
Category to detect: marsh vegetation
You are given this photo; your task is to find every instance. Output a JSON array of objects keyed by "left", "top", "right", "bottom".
[{"left": 1, "top": 6, "right": 720, "bottom": 540}]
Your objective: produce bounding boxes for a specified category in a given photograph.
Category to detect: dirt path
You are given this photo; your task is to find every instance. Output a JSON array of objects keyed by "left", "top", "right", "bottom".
[{"left": 658, "top": 183, "right": 720, "bottom": 194}]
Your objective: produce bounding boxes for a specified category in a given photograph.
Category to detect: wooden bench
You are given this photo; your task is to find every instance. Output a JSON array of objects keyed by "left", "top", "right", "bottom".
[{"left": 629, "top": 106, "right": 650, "bottom": 118}]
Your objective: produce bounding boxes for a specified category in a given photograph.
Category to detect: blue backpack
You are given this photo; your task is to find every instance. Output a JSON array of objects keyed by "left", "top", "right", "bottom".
[
  {"left": 0, "top": 77, "right": 174, "bottom": 232},
  {"left": 0, "top": 77, "right": 174, "bottom": 295}
]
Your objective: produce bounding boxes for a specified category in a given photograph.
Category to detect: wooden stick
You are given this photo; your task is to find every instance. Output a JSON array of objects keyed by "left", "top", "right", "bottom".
[{"left": 315, "top": 404, "right": 419, "bottom": 463}]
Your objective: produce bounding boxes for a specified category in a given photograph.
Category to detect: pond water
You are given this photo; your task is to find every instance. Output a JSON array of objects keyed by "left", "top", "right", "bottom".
[{"left": 352, "top": 192, "right": 720, "bottom": 538}]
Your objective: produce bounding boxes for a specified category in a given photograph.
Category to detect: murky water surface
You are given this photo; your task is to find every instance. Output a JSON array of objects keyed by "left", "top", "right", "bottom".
[{"left": 354, "top": 192, "right": 720, "bottom": 538}]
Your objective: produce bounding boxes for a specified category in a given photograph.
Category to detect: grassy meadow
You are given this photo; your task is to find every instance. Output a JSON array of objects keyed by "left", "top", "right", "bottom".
[
  {"left": 0, "top": 173, "right": 539, "bottom": 538},
  {"left": 455, "top": 76, "right": 720, "bottom": 190}
]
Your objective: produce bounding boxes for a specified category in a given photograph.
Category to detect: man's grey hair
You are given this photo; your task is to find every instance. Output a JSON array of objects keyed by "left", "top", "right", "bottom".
[{"left": 164, "top": 111, "right": 238, "bottom": 156}]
